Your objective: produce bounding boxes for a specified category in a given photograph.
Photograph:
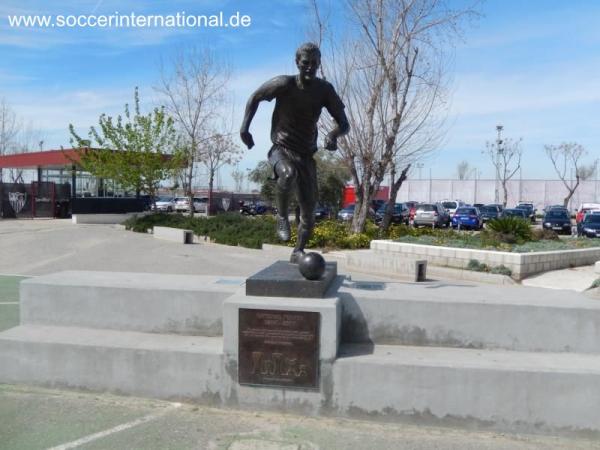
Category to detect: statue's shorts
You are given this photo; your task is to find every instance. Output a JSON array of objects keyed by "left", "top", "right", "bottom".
[
  {"left": 267, "top": 144, "right": 317, "bottom": 213},
  {"left": 268, "top": 145, "right": 317, "bottom": 192}
]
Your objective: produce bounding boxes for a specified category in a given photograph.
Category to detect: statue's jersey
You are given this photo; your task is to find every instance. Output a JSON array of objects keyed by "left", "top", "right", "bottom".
[{"left": 259, "top": 75, "right": 345, "bottom": 155}]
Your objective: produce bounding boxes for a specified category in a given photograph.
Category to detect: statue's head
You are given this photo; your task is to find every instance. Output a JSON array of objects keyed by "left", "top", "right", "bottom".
[{"left": 295, "top": 42, "right": 321, "bottom": 82}]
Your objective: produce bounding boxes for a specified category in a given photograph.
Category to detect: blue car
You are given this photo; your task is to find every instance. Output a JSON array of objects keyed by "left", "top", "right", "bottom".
[{"left": 451, "top": 207, "right": 483, "bottom": 230}]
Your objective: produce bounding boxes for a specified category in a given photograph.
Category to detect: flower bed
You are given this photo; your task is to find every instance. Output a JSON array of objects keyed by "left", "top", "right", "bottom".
[{"left": 371, "top": 240, "right": 600, "bottom": 280}]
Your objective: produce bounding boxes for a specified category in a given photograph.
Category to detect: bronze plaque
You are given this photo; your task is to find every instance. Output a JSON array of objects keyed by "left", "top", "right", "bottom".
[{"left": 238, "top": 308, "right": 320, "bottom": 389}]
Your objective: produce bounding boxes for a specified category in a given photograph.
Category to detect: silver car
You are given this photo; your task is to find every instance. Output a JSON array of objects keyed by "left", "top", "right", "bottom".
[
  {"left": 413, "top": 203, "right": 450, "bottom": 228},
  {"left": 174, "top": 197, "right": 208, "bottom": 213},
  {"left": 152, "top": 196, "right": 175, "bottom": 212}
]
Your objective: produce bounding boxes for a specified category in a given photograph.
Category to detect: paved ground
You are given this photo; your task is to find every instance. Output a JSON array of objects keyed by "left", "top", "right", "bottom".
[
  {"left": 2, "top": 384, "right": 600, "bottom": 450},
  {"left": 522, "top": 264, "right": 599, "bottom": 292},
  {"left": 1, "top": 218, "right": 600, "bottom": 449}
]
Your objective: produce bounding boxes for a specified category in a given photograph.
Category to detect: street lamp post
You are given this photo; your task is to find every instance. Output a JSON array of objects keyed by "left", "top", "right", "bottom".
[
  {"left": 592, "top": 158, "right": 599, "bottom": 202},
  {"left": 495, "top": 125, "right": 504, "bottom": 204}
]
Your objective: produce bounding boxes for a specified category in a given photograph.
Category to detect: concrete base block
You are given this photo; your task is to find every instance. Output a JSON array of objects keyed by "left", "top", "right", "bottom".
[
  {"left": 6, "top": 269, "right": 600, "bottom": 434},
  {"left": 3, "top": 325, "right": 600, "bottom": 434},
  {"left": 595, "top": 261, "right": 600, "bottom": 274},
  {"left": 20, "top": 271, "right": 244, "bottom": 335},
  {"left": 246, "top": 261, "right": 338, "bottom": 298},
  {"left": 333, "top": 344, "right": 600, "bottom": 433},
  {"left": 339, "top": 279, "right": 600, "bottom": 353},
  {"left": 0, "top": 325, "right": 224, "bottom": 401},
  {"left": 153, "top": 226, "right": 194, "bottom": 244}
]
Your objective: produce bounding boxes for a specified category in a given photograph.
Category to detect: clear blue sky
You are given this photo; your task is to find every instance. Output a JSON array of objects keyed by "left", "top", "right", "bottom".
[{"left": 1, "top": 0, "right": 599, "bottom": 188}]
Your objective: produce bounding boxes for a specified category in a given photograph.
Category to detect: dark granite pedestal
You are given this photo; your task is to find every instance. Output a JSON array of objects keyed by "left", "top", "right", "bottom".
[{"left": 245, "top": 260, "right": 338, "bottom": 298}]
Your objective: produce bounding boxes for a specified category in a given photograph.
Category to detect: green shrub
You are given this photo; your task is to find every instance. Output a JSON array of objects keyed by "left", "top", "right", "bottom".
[
  {"left": 591, "top": 278, "right": 600, "bottom": 289},
  {"left": 486, "top": 216, "right": 532, "bottom": 243},
  {"left": 290, "top": 219, "right": 376, "bottom": 250},
  {"left": 531, "top": 228, "right": 559, "bottom": 241},
  {"left": 467, "top": 259, "right": 488, "bottom": 272},
  {"left": 490, "top": 265, "right": 512, "bottom": 276},
  {"left": 124, "top": 213, "right": 279, "bottom": 249}
]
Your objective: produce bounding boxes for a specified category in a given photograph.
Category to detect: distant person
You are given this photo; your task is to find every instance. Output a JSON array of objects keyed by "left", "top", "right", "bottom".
[{"left": 240, "top": 42, "right": 349, "bottom": 263}]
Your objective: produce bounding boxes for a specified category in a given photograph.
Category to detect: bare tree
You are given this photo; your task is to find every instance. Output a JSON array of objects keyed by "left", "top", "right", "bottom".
[
  {"left": 9, "top": 121, "right": 44, "bottom": 183},
  {"left": 577, "top": 162, "right": 595, "bottom": 181},
  {"left": 231, "top": 166, "right": 245, "bottom": 192},
  {"left": 484, "top": 128, "right": 523, "bottom": 207},
  {"left": 545, "top": 142, "right": 589, "bottom": 207},
  {"left": 310, "top": 0, "right": 474, "bottom": 233},
  {"left": 457, "top": 160, "right": 470, "bottom": 180},
  {"left": 156, "top": 47, "right": 230, "bottom": 216},
  {"left": 380, "top": 163, "right": 411, "bottom": 233},
  {"left": 201, "top": 132, "right": 242, "bottom": 214},
  {"left": 0, "top": 98, "right": 20, "bottom": 182}
]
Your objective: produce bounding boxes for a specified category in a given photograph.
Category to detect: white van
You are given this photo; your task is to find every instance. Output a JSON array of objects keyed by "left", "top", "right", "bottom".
[{"left": 440, "top": 200, "right": 465, "bottom": 216}]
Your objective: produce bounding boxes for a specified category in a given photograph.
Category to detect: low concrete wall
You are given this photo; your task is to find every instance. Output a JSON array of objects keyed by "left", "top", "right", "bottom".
[
  {"left": 72, "top": 212, "right": 149, "bottom": 225},
  {"left": 371, "top": 240, "right": 600, "bottom": 280},
  {"left": 153, "top": 226, "right": 194, "bottom": 244}
]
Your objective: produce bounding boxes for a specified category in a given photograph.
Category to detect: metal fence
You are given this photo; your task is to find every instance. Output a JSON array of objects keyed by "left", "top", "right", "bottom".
[{"left": 395, "top": 179, "right": 600, "bottom": 211}]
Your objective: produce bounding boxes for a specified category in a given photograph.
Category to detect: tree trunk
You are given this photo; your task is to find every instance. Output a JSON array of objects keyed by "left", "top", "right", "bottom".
[
  {"left": 187, "top": 156, "right": 194, "bottom": 218},
  {"left": 351, "top": 179, "right": 368, "bottom": 234},
  {"left": 208, "top": 169, "right": 214, "bottom": 217},
  {"left": 381, "top": 164, "right": 411, "bottom": 233},
  {"left": 502, "top": 181, "right": 508, "bottom": 207}
]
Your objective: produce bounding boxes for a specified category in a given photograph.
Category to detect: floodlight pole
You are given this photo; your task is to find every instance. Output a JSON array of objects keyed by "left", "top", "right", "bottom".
[{"left": 495, "top": 125, "right": 504, "bottom": 204}]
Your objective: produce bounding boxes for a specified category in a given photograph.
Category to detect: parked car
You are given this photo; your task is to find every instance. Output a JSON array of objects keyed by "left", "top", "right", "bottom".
[
  {"left": 374, "top": 203, "right": 409, "bottom": 225},
  {"left": 577, "top": 213, "right": 600, "bottom": 238},
  {"left": 239, "top": 201, "right": 269, "bottom": 215},
  {"left": 370, "top": 199, "right": 386, "bottom": 212},
  {"left": 440, "top": 200, "right": 465, "bottom": 216},
  {"left": 502, "top": 208, "right": 528, "bottom": 219},
  {"left": 576, "top": 203, "right": 600, "bottom": 224},
  {"left": 542, "top": 209, "right": 572, "bottom": 235},
  {"left": 174, "top": 197, "right": 208, "bottom": 213},
  {"left": 152, "top": 196, "right": 175, "bottom": 212},
  {"left": 488, "top": 203, "right": 505, "bottom": 213},
  {"left": 413, "top": 203, "right": 450, "bottom": 228},
  {"left": 544, "top": 204, "right": 568, "bottom": 213},
  {"left": 314, "top": 205, "right": 332, "bottom": 221},
  {"left": 479, "top": 204, "right": 502, "bottom": 223},
  {"left": 337, "top": 204, "right": 355, "bottom": 221},
  {"left": 405, "top": 201, "right": 419, "bottom": 222},
  {"left": 337, "top": 204, "right": 375, "bottom": 221},
  {"left": 451, "top": 207, "right": 483, "bottom": 230},
  {"left": 515, "top": 202, "right": 536, "bottom": 222}
]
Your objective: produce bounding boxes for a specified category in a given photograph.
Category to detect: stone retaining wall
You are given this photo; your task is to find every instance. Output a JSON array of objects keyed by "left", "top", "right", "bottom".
[{"left": 371, "top": 240, "right": 600, "bottom": 280}]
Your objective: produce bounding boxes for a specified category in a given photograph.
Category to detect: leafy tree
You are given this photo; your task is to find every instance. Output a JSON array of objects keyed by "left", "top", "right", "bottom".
[
  {"left": 69, "top": 87, "right": 180, "bottom": 207},
  {"left": 248, "top": 161, "right": 276, "bottom": 204},
  {"left": 249, "top": 152, "right": 351, "bottom": 213},
  {"left": 315, "top": 151, "right": 351, "bottom": 213}
]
